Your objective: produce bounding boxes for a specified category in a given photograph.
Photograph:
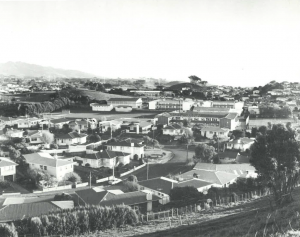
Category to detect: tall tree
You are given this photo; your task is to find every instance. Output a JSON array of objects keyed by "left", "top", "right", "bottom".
[
  {"left": 250, "top": 124, "right": 300, "bottom": 207},
  {"left": 194, "top": 144, "right": 216, "bottom": 163}
]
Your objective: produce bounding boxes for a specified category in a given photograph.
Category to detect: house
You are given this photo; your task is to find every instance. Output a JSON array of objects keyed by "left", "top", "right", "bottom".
[
  {"left": 193, "top": 163, "right": 257, "bottom": 178},
  {"left": 154, "top": 99, "right": 194, "bottom": 111},
  {"left": 162, "top": 123, "right": 185, "bottom": 136},
  {"left": 0, "top": 158, "right": 18, "bottom": 181},
  {"left": 15, "top": 117, "right": 42, "bottom": 129},
  {"left": 212, "top": 101, "right": 244, "bottom": 110},
  {"left": 0, "top": 201, "right": 73, "bottom": 222},
  {"left": 155, "top": 112, "right": 172, "bottom": 126},
  {"left": 99, "top": 120, "right": 123, "bottom": 133},
  {"left": 75, "top": 188, "right": 161, "bottom": 213},
  {"left": 6, "top": 129, "right": 24, "bottom": 138},
  {"left": 180, "top": 169, "right": 238, "bottom": 188},
  {"left": 49, "top": 118, "right": 73, "bottom": 129},
  {"left": 126, "top": 121, "right": 153, "bottom": 134},
  {"left": 138, "top": 177, "right": 214, "bottom": 204},
  {"left": 115, "top": 105, "right": 133, "bottom": 112},
  {"left": 25, "top": 130, "right": 44, "bottom": 144},
  {"left": 200, "top": 126, "right": 229, "bottom": 139},
  {"left": 23, "top": 153, "right": 75, "bottom": 181},
  {"left": 55, "top": 131, "right": 88, "bottom": 146},
  {"left": 106, "top": 141, "right": 145, "bottom": 159},
  {"left": 107, "top": 97, "right": 143, "bottom": 109},
  {"left": 90, "top": 103, "right": 113, "bottom": 111},
  {"left": 219, "top": 113, "right": 240, "bottom": 130},
  {"left": 77, "top": 150, "right": 130, "bottom": 168},
  {"left": 69, "top": 120, "right": 89, "bottom": 132},
  {"left": 226, "top": 137, "right": 255, "bottom": 152}
]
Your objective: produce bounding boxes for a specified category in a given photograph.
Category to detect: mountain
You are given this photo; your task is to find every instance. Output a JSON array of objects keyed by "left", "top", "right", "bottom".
[{"left": 0, "top": 61, "right": 97, "bottom": 78}]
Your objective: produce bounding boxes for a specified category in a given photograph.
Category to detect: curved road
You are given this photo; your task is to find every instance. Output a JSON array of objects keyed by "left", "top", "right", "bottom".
[{"left": 122, "top": 146, "right": 195, "bottom": 181}]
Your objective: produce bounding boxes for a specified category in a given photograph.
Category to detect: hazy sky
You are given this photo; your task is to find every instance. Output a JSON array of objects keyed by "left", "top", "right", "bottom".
[{"left": 0, "top": 0, "right": 300, "bottom": 86}]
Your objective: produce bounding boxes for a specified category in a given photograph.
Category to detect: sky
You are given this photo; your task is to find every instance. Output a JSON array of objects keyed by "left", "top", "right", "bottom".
[{"left": 0, "top": 0, "right": 300, "bottom": 87}]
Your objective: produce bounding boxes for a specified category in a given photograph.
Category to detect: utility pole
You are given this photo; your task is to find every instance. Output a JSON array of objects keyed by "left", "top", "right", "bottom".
[
  {"left": 147, "top": 155, "right": 149, "bottom": 180},
  {"left": 89, "top": 171, "right": 92, "bottom": 189}
]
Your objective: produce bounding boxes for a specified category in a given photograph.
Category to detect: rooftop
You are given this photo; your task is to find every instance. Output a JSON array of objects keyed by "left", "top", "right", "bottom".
[
  {"left": 23, "top": 153, "right": 74, "bottom": 167},
  {"left": 108, "top": 97, "right": 140, "bottom": 102},
  {"left": 0, "top": 158, "right": 18, "bottom": 168}
]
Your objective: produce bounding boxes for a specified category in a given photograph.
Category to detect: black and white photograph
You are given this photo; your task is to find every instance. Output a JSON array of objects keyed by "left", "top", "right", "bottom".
[{"left": 0, "top": 0, "right": 300, "bottom": 236}]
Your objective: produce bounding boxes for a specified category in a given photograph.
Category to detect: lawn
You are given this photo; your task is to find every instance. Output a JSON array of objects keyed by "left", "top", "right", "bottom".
[{"left": 76, "top": 89, "right": 132, "bottom": 100}]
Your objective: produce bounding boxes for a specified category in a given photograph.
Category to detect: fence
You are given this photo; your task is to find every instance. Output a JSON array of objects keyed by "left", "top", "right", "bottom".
[
  {"left": 120, "top": 163, "right": 146, "bottom": 177},
  {"left": 140, "top": 189, "right": 270, "bottom": 226}
]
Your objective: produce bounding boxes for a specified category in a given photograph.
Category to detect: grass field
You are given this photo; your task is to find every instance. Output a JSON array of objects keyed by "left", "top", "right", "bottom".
[{"left": 77, "top": 89, "right": 132, "bottom": 100}]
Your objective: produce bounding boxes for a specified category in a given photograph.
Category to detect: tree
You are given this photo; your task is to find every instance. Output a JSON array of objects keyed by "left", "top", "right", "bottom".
[
  {"left": 232, "top": 130, "right": 245, "bottom": 139},
  {"left": 123, "top": 181, "right": 140, "bottom": 192},
  {"left": 182, "top": 119, "right": 190, "bottom": 127},
  {"left": 169, "top": 186, "right": 201, "bottom": 201},
  {"left": 127, "top": 175, "right": 138, "bottom": 183},
  {"left": 195, "top": 144, "right": 216, "bottom": 163},
  {"left": 258, "top": 126, "right": 267, "bottom": 136},
  {"left": 250, "top": 123, "right": 300, "bottom": 207},
  {"left": 42, "top": 132, "right": 54, "bottom": 145},
  {"left": 188, "top": 75, "right": 202, "bottom": 84}
]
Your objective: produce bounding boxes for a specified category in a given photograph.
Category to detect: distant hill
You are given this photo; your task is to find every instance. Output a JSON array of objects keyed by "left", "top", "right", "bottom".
[
  {"left": 168, "top": 83, "right": 205, "bottom": 91},
  {"left": 163, "top": 81, "right": 187, "bottom": 87},
  {"left": 0, "top": 61, "right": 96, "bottom": 78}
]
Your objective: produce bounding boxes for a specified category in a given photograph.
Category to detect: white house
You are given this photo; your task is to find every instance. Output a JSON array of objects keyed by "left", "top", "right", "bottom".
[
  {"left": 106, "top": 141, "right": 145, "bottom": 159},
  {"left": 55, "top": 132, "right": 87, "bottom": 146},
  {"left": 15, "top": 117, "right": 42, "bottom": 129},
  {"left": 49, "top": 118, "right": 73, "bottom": 129},
  {"left": 200, "top": 126, "right": 230, "bottom": 139},
  {"left": 99, "top": 120, "right": 123, "bottom": 133},
  {"left": 26, "top": 130, "right": 44, "bottom": 144},
  {"left": 23, "top": 153, "right": 75, "bottom": 181},
  {"left": 126, "top": 121, "right": 153, "bottom": 134},
  {"left": 69, "top": 120, "right": 89, "bottom": 132},
  {"left": 107, "top": 98, "right": 143, "bottom": 109},
  {"left": 90, "top": 103, "right": 113, "bottom": 111},
  {"left": 226, "top": 137, "right": 255, "bottom": 152},
  {"left": 76, "top": 150, "right": 130, "bottom": 168},
  {"left": 162, "top": 123, "right": 185, "bottom": 136},
  {"left": 0, "top": 158, "right": 18, "bottom": 182}
]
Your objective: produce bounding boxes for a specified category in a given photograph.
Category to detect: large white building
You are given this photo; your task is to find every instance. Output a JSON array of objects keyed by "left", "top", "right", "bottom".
[
  {"left": 106, "top": 141, "right": 145, "bottom": 159},
  {"left": 107, "top": 98, "right": 142, "bottom": 109},
  {"left": 23, "top": 153, "right": 75, "bottom": 181},
  {"left": 90, "top": 103, "right": 113, "bottom": 111}
]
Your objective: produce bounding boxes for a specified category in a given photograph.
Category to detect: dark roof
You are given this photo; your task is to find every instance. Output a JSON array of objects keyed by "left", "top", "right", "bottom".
[
  {"left": 85, "top": 150, "right": 129, "bottom": 160},
  {"left": 50, "top": 118, "right": 73, "bottom": 124},
  {"left": 56, "top": 132, "right": 87, "bottom": 139},
  {"left": 163, "top": 123, "right": 183, "bottom": 130},
  {"left": 75, "top": 189, "right": 110, "bottom": 205},
  {"left": 217, "top": 150, "right": 239, "bottom": 159},
  {"left": 174, "top": 179, "right": 213, "bottom": 189},
  {"left": 224, "top": 113, "right": 239, "bottom": 119},
  {"left": 0, "top": 202, "right": 61, "bottom": 222},
  {"left": 108, "top": 98, "right": 140, "bottom": 102},
  {"left": 99, "top": 191, "right": 161, "bottom": 207},
  {"left": 138, "top": 177, "right": 175, "bottom": 194}
]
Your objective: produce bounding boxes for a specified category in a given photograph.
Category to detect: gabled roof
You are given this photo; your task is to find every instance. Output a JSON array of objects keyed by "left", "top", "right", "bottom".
[
  {"left": 224, "top": 113, "right": 239, "bottom": 119},
  {"left": 180, "top": 170, "right": 238, "bottom": 185},
  {"left": 85, "top": 150, "right": 130, "bottom": 160},
  {"left": 26, "top": 130, "right": 41, "bottom": 137},
  {"left": 108, "top": 97, "right": 140, "bottom": 102},
  {"left": 50, "top": 118, "right": 73, "bottom": 124},
  {"left": 0, "top": 202, "right": 62, "bottom": 222},
  {"left": 99, "top": 191, "right": 161, "bottom": 207},
  {"left": 138, "top": 177, "right": 177, "bottom": 195},
  {"left": 55, "top": 132, "right": 87, "bottom": 139},
  {"left": 0, "top": 158, "right": 18, "bottom": 168},
  {"left": 201, "top": 126, "right": 229, "bottom": 132},
  {"left": 23, "top": 153, "right": 74, "bottom": 167},
  {"left": 163, "top": 123, "right": 183, "bottom": 130},
  {"left": 75, "top": 188, "right": 111, "bottom": 205}
]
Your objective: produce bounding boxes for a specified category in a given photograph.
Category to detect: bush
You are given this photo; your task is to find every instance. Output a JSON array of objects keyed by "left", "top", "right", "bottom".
[
  {"left": 85, "top": 163, "right": 91, "bottom": 167},
  {"left": 54, "top": 193, "right": 73, "bottom": 201},
  {"left": 63, "top": 172, "right": 82, "bottom": 183},
  {"left": 133, "top": 154, "right": 139, "bottom": 160},
  {"left": 0, "top": 223, "right": 18, "bottom": 237},
  {"left": 0, "top": 180, "right": 11, "bottom": 189},
  {"left": 13, "top": 205, "right": 139, "bottom": 236}
]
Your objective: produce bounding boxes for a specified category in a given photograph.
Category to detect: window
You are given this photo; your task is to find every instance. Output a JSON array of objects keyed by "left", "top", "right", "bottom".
[
  {"left": 209, "top": 131, "right": 213, "bottom": 134},
  {"left": 40, "top": 165, "right": 43, "bottom": 169},
  {"left": 31, "top": 138, "right": 38, "bottom": 141},
  {"left": 44, "top": 166, "right": 47, "bottom": 170}
]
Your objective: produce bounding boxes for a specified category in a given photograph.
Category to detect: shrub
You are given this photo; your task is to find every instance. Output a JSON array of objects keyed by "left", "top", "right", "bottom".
[
  {"left": 0, "top": 223, "right": 18, "bottom": 237},
  {"left": 31, "top": 217, "right": 45, "bottom": 236},
  {"left": 133, "top": 154, "right": 139, "bottom": 160},
  {"left": 85, "top": 163, "right": 91, "bottom": 167},
  {"left": 63, "top": 172, "right": 82, "bottom": 183},
  {"left": 0, "top": 180, "right": 11, "bottom": 189}
]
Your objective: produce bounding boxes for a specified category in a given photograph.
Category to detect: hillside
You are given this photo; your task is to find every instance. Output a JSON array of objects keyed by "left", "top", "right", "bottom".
[
  {"left": 0, "top": 61, "right": 96, "bottom": 78},
  {"left": 76, "top": 89, "right": 131, "bottom": 100},
  {"left": 80, "top": 187, "right": 300, "bottom": 237},
  {"left": 163, "top": 81, "right": 187, "bottom": 87},
  {"left": 168, "top": 83, "right": 205, "bottom": 91}
]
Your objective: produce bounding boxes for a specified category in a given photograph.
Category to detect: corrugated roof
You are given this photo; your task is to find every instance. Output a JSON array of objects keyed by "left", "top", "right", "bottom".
[
  {"left": 224, "top": 113, "right": 239, "bottom": 119},
  {"left": 0, "top": 202, "right": 61, "bottom": 222},
  {"left": 75, "top": 189, "right": 110, "bottom": 205},
  {"left": 139, "top": 177, "right": 176, "bottom": 194}
]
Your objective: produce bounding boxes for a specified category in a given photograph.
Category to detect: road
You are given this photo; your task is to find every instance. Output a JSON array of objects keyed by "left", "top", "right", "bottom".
[{"left": 122, "top": 146, "right": 195, "bottom": 181}]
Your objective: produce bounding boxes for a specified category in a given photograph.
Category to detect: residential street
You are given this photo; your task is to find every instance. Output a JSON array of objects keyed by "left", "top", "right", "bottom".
[{"left": 122, "top": 145, "right": 194, "bottom": 181}]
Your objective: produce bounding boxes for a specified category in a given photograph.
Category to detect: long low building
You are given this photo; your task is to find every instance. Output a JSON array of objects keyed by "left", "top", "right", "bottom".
[{"left": 107, "top": 97, "right": 142, "bottom": 109}]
